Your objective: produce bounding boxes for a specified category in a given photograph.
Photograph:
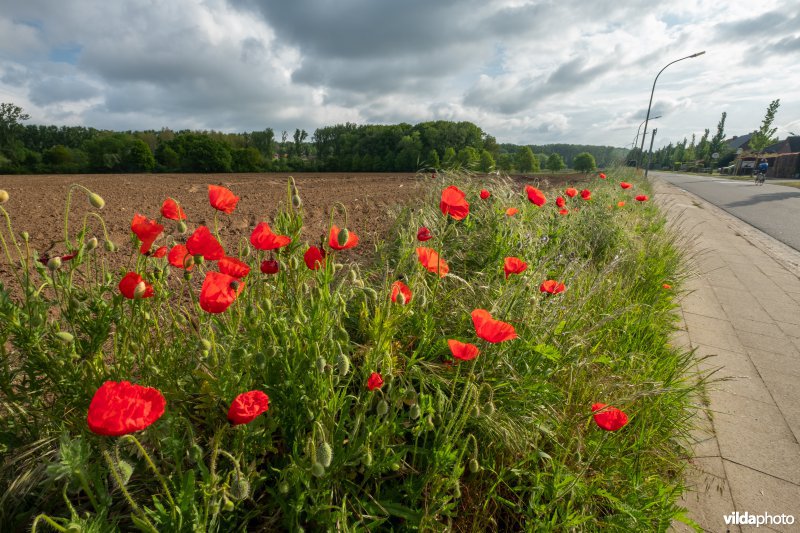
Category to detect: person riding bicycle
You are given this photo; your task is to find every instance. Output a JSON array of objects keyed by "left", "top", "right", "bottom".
[{"left": 757, "top": 158, "right": 768, "bottom": 175}]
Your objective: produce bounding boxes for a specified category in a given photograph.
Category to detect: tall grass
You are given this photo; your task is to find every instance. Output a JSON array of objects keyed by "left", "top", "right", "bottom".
[{"left": 0, "top": 169, "right": 701, "bottom": 531}]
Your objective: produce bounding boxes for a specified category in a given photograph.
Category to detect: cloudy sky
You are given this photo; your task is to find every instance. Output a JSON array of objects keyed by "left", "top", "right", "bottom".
[{"left": 1, "top": 0, "right": 798, "bottom": 149}]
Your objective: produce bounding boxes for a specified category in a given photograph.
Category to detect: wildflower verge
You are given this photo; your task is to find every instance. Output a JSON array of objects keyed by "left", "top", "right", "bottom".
[{"left": 0, "top": 170, "right": 700, "bottom": 530}]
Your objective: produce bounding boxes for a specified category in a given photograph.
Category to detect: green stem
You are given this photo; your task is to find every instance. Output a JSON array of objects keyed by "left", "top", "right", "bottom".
[
  {"left": 31, "top": 514, "right": 68, "bottom": 533},
  {"left": 102, "top": 450, "right": 157, "bottom": 532},
  {"left": 121, "top": 435, "right": 176, "bottom": 510}
]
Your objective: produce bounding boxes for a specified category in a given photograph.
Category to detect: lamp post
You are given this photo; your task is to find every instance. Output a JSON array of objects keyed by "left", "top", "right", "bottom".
[
  {"left": 632, "top": 115, "right": 661, "bottom": 150},
  {"left": 637, "top": 51, "right": 706, "bottom": 170}
]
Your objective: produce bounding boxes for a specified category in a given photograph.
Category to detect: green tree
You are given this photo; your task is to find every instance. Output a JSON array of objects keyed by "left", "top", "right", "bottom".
[
  {"left": 709, "top": 112, "right": 727, "bottom": 157},
  {"left": 573, "top": 152, "right": 596, "bottom": 172},
  {"left": 427, "top": 149, "right": 440, "bottom": 169},
  {"left": 457, "top": 146, "right": 480, "bottom": 169},
  {"left": 749, "top": 99, "right": 780, "bottom": 152},
  {"left": 232, "top": 147, "right": 264, "bottom": 172},
  {"left": 121, "top": 138, "right": 155, "bottom": 172},
  {"left": 545, "top": 153, "right": 565, "bottom": 171},
  {"left": 442, "top": 147, "right": 457, "bottom": 168},
  {"left": 696, "top": 129, "right": 710, "bottom": 164},
  {"left": 42, "top": 145, "right": 73, "bottom": 167},
  {"left": 0, "top": 102, "right": 30, "bottom": 152},
  {"left": 479, "top": 149, "right": 495, "bottom": 172},
  {"left": 515, "top": 147, "right": 538, "bottom": 172}
]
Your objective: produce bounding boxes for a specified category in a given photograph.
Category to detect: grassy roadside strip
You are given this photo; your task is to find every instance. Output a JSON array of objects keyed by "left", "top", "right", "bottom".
[{"left": 0, "top": 168, "right": 703, "bottom": 530}]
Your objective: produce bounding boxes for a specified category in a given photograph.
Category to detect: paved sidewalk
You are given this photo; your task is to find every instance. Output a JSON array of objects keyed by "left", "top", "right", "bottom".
[{"left": 654, "top": 178, "right": 800, "bottom": 533}]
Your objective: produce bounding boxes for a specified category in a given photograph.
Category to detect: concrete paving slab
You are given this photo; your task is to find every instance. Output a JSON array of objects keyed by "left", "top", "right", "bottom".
[
  {"left": 746, "top": 347, "right": 800, "bottom": 377},
  {"left": 683, "top": 312, "right": 746, "bottom": 353},
  {"left": 757, "top": 368, "right": 800, "bottom": 443},
  {"left": 734, "top": 330, "right": 799, "bottom": 356},
  {"left": 775, "top": 321, "right": 800, "bottom": 339},
  {"left": 723, "top": 461, "right": 800, "bottom": 533}
]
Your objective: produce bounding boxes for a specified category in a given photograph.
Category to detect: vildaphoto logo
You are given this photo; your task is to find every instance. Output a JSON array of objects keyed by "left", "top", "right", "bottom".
[{"left": 724, "top": 512, "right": 795, "bottom": 527}]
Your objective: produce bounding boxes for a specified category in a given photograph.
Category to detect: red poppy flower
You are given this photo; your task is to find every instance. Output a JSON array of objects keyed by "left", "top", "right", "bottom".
[
  {"left": 87, "top": 380, "right": 166, "bottom": 436},
  {"left": 249, "top": 222, "right": 291, "bottom": 251},
  {"left": 617, "top": 201, "right": 626, "bottom": 207},
  {"left": 525, "top": 185, "right": 546, "bottom": 207},
  {"left": 228, "top": 390, "right": 269, "bottom": 425},
  {"left": 119, "top": 272, "right": 154, "bottom": 299},
  {"left": 505, "top": 207, "right": 519, "bottom": 216},
  {"left": 565, "top": 187, "right": 578, "bottom": 198},
  {"left": 440, "top": 185, "right": 470, "bottom": 220},
  {"left": 304, "top": 246, "right": 326, "bottom": 270},
  {"left": 261, "top": 259, "right": 279, "bottom": 274},
  {"left": 208, "top": 185, "right": 239, "bottom": 214},
  {"left": 417, "top": 226, "right": 433, "bottom": 241},
  {"left": 329, "top": 224, "right": 359, "bottom": 250},
  {"left": 130, "top": 213, "right": 164, "bottom": 254},
  {"left": 168, "top": 244, "right": 193, "bottom": 270},
  {"left": 480, "top": 189, "right": 491, "bottom": 200},
  {"left": 390, "top": 280, "right": 412, "bottom": 304},
  {"left": 591, "top": 403, "right": 629, "bottom": 431},
  {"left": 556, "top": 196, "right": 566, "bottom": 208},
  {"left": 160, "top": 197, "right": 186, "bottom": 220},
  {"left": 199, "top": 271, "right": 244, "bottom": 313},
  {"left": 219, "top": 256, "right": 250, "bottom": 279},
  {"left": 635, "top": 195, "right": 649, "bottom": 202},
  {"left": 662, "top": 283, "right": 672, "bottom": 290},
  {"left": 599, "top": 173, "right": 607, "bottom": 179},
  {"left": 416, "top": 247, "right": 449, "bottom": 277},
  {"left": 620, "top": 182, "right": 632, "bottom": 189},
  {"left": 61, "top": 253, "right": 77, "bottom": 261},
  {"left": 186, "top": 226, "right": 225, "bottom": 260},
  {"left": 580, "top": 189, "right": 591, "bottom": 200},
  {"left": 448, "top": 339, "right": 480, "bottom": 361},
  {"left": 559, "top": 208, "right": 570, "bottom": 215},
  {"left": 471, "top": 309, "right": 517, "bottom": 343},
  {"left": 151, "top": 246, "right": 168, "bottom": 258},
  {"left": 367, "top": 372, "right": 384, "bottom": 391},
  {"left": 503, "top": 257, "right": 528, "bottom": 279},
  {"left": 540, "top": 280, "right": 565, "bottom": 294}
]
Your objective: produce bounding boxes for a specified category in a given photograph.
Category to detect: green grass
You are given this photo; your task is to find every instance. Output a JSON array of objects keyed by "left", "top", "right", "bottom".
[{"left": 0, "top": 170, "right": 703, "bottom": 531}]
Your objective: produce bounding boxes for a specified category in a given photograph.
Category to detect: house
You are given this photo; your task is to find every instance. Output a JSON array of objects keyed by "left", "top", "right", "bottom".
[
  {"left": 764, "top": 136, "right": 800, "bottom": 154},
  {"left": 724, "top": 132, "right": 755, "bottom": 152}
]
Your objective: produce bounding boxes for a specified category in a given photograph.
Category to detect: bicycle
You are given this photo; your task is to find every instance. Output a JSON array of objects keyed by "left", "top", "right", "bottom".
[{"left": 753, "top": 170, "right": 766, "bottom": 186}]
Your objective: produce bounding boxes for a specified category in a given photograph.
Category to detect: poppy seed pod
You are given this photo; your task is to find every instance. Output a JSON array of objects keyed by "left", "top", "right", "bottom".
[
  {"left": 88, "top": 192, "right": 105, "bottom": 209},
  {"left": 316, "top": 441, "right": 333, "bottom": 468},
  {"left": 311, "top": 462, "right": 325, "bottom": 477},
  {"left": 193, "top": 254, "right": 205, "bottom": 265},
  {"left": 87, "top": 237, "right": 98, "bottom": 250},
  {"left": 337, "top": 227, "right": 350, "bottom": 247},
  {"left": 0, "top": 189, "right": 9, "bottom": 203}
]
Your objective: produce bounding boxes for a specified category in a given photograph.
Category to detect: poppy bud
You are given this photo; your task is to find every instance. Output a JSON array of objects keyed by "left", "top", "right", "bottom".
[
  {"left": 104, "top": 240, "right": 117, "bottom": 252},
  {"left": 222, "top": 496, "right": 234, "bottom": 512},
  {"left": 426, "top": 415, "right": 435, "bottom": 430},
  {"left": 289, "top": 256, "right": 299, "bottom": 270},
  {"left": 87, "top": 237, "right": 98, "bottom": 250},
  {"left": 409, "top": 404, "right": 421, "bottom": 420},
  {"left": 376, "top": 400, "right": 389, "bottom": 416},
  {"left": 21, "top": 231, "right": 29, "bottom": 242},
  {"left": 316, "top": 441, "right": 333, "bottom": 468},
  {"left": 471, "top": 404, "right": 481, "bottom": 418},
  {"left": 349, "top": 269, "right": 359, "bottom": 283},
  {"left": 241, "top": 246, "right": 251, "bottom": 258},
  {"left": 177, "top": 220, "right": 188, "bottom": 234},
  {"left": 66, "top": 525, "right": 82, "bottom": 533},
  {"left": 396, "top": 291, "right": 406, "bottom": 305},
  {"left": 485, "top": 402, "right": 496, "bottom": 415},
  {"left": 454, "top": 482, "right": 461, "bottom": 498},
  {"left": 201, "top": 339, "right": 212, "bottom": 350},
  {"left": 336, "top": 353, "right": 351, "bottom": 376},
  {"left": 469, "top": 458, "right": 480, "bottom": 474},
  {"left": 183, "top": 271, "right": 192, "bottom": 281},
  {"left": 337, "top": 227, "right": 350, "bottom": 247},
  {"left": 133, "top": 281, "right": 148, "bottom": 300},
  {"left": 278, "top": 481, "right": 290, "bottom": 494},
  {"left": 0, "top": 189, "right": 9, "bottom": 203},
  {"left": 55, "top": 331, "right": 74, "bottom": 343},
  {"left": 362, "top": 449, "right": 373, "bottom": 467},
  {"left": 316, "top": 356, "right": 326, "bottom": 373},
  {"left": 311, "top": 462, "right": 325, "bottom": 478},
  {"left": 88, "top": 192, "right": 105, "bottom": 209},
  {"left": 47, "top": 256, "right": 62, "bottom": 271},
  {"left": 194, "top": 254, "right": 205, "bottom": 265},
  {"left": 292, "top": 194, "right": 302, "bottom": 208},
  {"left": 116, "top": 459, "right": 134, "bottom": 487},
  {"left": 229, "top": 473, "right": 251, "bottom": 500}
]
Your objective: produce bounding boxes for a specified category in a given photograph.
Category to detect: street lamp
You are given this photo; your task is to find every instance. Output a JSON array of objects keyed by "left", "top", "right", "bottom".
[
  {"left": 637, "top": 51, "right": 706, "bottom": 170},
  {"left": 632, "top": 115, "right": 661, "bottom": 150}
]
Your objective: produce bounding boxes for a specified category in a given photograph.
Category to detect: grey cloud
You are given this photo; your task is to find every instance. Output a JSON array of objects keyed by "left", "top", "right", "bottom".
[{"left": 29, "top": 76, "right": 99, "bottom": 105}]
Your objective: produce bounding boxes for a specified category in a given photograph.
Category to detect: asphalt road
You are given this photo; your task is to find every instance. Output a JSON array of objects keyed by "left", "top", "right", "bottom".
[{"left": 651, "top": 171, "right": 800, "bottom": 253}]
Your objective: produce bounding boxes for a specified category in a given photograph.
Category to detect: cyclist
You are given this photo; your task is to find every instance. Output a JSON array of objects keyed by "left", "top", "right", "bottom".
[{"left": 757, "top": 158, "right": 769, "bottom": 175}]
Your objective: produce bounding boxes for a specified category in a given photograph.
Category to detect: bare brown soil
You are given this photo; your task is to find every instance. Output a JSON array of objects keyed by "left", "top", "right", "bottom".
[{"left": 0, "top": 171, "right": 592, "bottom": 287}]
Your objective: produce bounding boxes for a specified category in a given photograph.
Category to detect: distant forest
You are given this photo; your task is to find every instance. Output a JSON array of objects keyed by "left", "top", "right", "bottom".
[{"left": 0, "top": 104, "right": 626, "bottom": 174}]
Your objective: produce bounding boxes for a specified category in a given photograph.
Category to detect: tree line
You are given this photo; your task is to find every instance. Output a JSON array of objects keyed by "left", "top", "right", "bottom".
[{"left": 1, "top": 103, "right": 617, "bottom": 174}]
